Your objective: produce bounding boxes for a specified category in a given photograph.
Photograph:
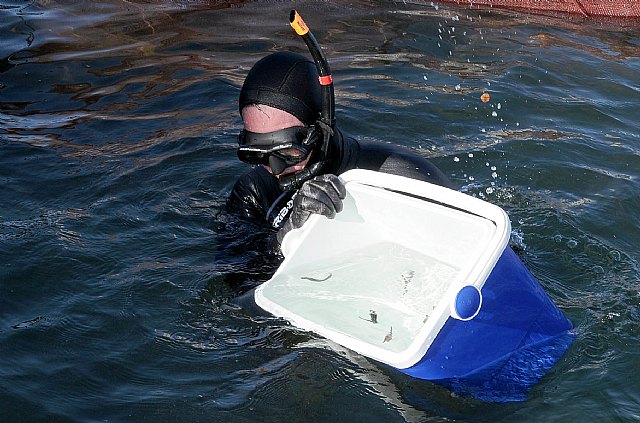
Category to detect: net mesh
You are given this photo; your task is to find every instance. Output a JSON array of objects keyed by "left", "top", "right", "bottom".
[{"left": 438, "top": 0, "right": 640, "bottom": 17}]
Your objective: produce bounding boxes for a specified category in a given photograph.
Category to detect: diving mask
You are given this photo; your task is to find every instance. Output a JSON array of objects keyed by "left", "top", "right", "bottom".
[{"left": 237, "top": 126, "right": 319, "bottom": 173}]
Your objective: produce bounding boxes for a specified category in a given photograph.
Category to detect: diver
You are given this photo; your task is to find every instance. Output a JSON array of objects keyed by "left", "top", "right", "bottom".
[{"left": 226, "top": 12, "right": 451, "bottom": 245}]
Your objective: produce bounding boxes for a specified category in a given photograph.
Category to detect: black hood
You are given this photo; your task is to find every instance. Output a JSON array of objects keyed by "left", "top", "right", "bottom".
[{"left": 239, "top": 52, "right": 322, "bottom": 125}]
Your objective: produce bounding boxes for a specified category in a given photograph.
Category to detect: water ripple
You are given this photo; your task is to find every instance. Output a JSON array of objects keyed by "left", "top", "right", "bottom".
[{"left": 207, "top": 351, "right": 300, "bottom": 410}]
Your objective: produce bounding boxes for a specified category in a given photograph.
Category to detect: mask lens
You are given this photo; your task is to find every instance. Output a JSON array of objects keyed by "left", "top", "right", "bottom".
[
  {"left": 237, "top": 127, "right": 311, "bottom": 166},
  {"left": 236, "top": 149, "right": 268, "bottom": 165},
  {"left": 268, "top": 155, "right": 289, "bottom": 175},
  {"left": 272, "top": 147, "right": 307, "bottom": 163}
]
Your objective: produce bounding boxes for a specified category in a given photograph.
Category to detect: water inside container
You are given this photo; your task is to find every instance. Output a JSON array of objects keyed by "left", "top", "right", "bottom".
[{"left": 262, "top": 241, "right": 460, "bottom": 353}]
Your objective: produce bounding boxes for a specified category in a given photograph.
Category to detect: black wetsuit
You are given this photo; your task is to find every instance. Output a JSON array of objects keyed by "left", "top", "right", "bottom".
[{"left": 226, "top": 128, "right": 451, "bottom": 229}]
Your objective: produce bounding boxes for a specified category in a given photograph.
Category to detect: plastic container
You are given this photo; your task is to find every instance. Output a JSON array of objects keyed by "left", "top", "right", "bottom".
[{"left": 255, "top": 169, "right": 574, "bottom": 401}]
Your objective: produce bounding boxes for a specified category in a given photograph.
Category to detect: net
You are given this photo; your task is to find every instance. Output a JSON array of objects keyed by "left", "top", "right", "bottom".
[{"left": 437, "top": 0, "right": 640, "bottom": 17}]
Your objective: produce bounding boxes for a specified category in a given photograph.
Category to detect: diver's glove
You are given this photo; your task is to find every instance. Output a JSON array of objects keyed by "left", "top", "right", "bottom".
[{"left": 276, "top": 174, "right": 347, "bottom": 244}]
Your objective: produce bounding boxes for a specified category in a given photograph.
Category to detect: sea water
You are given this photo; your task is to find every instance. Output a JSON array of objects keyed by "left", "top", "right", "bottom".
[
  {"left": 2, "top": 0, "right": 640, "bottom": 421},
  {"left": 263, "top": 241, "right": 459, "bottom": 353}
]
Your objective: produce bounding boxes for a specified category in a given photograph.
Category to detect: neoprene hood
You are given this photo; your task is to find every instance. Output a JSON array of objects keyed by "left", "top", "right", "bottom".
[{"left": 239, "top": 52, "right": 322, "bottom": 125}]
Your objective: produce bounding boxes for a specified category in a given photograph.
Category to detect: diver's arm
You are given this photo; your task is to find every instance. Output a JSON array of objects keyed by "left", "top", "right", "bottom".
[{"left": 225, "top": 166, "right": 281, "bottom": 222}]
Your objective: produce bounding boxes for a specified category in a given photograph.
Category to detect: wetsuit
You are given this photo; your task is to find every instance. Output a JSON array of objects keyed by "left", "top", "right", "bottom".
[{"left": 226, "top": 127, "right": 451, "bottom": 229}]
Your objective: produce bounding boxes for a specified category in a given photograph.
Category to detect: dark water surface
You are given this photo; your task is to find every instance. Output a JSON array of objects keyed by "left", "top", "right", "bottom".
[{"left": 2, "top": 1, "right": 640, "bottom": 421}]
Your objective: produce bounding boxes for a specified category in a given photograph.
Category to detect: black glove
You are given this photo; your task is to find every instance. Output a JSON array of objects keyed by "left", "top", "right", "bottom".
[{"left": 277, "top": 174, "right": 346, "bottom": 244}]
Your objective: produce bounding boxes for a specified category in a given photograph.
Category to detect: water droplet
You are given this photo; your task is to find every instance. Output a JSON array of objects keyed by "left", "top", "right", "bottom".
[
  {"left": 468, "top": 153, "right": 474, "bottom": 158},
  {"left": 486, "top": 187, "right": 494, "bottom": 194},
  {"left": 491, "top": 111, "right": 498, "bottom": 117},
  {"left": 497, "top": 103, "right": 502, "bottom": 110},
  {"left": 453, "top": 157, "right": 460, "bottom": 162},
  {"left": 491, "top": 172, "right": 497, "bottom": 178},
  {"left": 455, "top": 84, "right": 461, "bottom": 91},
  {"left": 490, "top": 166, "right": 497, "bottom": 171},
  {"left": 567, "top": 239, "right": 578, "bottom": 249}
]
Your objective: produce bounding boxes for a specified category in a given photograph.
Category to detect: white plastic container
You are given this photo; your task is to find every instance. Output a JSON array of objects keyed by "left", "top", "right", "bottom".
[
  {"left": 255, "top": 169, "right": 511, "bottom": 369},
  {"left": 255, "top": 169, "right": 575, "bottom": 401}
]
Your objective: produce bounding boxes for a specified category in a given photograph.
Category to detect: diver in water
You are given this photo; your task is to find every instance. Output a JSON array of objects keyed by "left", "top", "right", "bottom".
[
  {"left": 226, "top": 18, "right": 451, "bottom": 244},
  {"left": 225, "top": 51, "right": 451, "bottom": 244}
]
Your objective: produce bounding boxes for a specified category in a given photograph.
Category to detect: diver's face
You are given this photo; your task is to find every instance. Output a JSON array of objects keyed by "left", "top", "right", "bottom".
[{"left": 241, "top": 105, "right": 311, "bottom": 177}]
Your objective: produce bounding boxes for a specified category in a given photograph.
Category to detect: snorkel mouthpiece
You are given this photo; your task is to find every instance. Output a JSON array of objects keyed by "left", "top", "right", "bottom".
[
  {"left": 279, "top": 161, "right": 324, "bottom": 192},
  {"left": 279, "top": 10, "right": 335, "bottom": 191}
]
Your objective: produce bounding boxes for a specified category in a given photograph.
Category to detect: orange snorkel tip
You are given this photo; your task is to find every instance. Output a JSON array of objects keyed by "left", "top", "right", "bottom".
[{"left": 289, "top": 10, "right": 309, "bottom": 35}]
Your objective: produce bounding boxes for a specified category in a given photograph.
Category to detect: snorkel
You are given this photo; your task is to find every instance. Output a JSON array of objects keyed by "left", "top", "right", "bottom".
[{"left": 278, "top": 10, "right": 336, "bottom": 191}]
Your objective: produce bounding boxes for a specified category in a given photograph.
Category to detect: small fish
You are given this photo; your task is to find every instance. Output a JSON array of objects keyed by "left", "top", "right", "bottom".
[
  {"left": 359, "top": 310, "right": 378, "bottom": 324},
  {"left": 383, "top": 326, "right": 393, "bottom": 343},
  {"left": 300, "top": 273, "right": 332, "bottom": 282}
]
